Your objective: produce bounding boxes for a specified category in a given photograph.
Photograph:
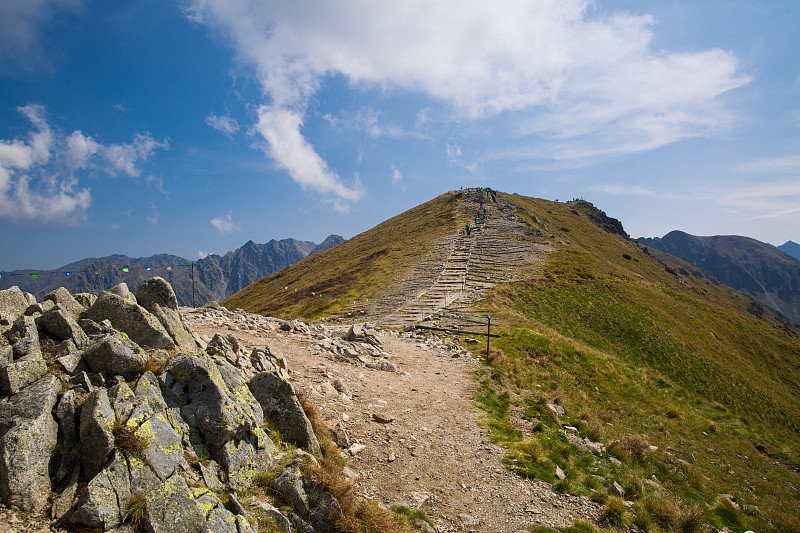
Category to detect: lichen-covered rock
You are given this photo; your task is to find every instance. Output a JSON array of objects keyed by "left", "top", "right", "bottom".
[
  {"left": 109, "top": 282, "right": 137, "bottom": 303},
  {"left": 249, "top": 346, "right": 289, "bottom": 378},
  {"left": 36, "top": 303, "right": 90, "bottom": 349},
  {"left": 70, "top": 451, "right": 131, "bottom": 530},
  {"left": 79, "top": 388, "right": 116, "bottom": 480},
  {"left": 80, "top": 317, "right": 115, "bottom": 337},
  {"left": 73, "top": 292, "right": 97, "bottom": 309},
  {"left": 55, "top": 389, "right": 79, "bottom": 483},
  {"left": 54, "top": 339, "right": 81, "bottom": 373},
  {"left": 218, "top": 427, "right": 277, "bottom": 490},
  {"left": 136, "top": 277, "right": 196, "bottom": 350},
  {"left": 134, "top": 411, "right": 183, "bottom": 481},
  {"left": 82, "top": 332, "right": 148, "bottom": 379},
  {"left": 43, "top": 287, "right": 86, "bottom": 320},
  {"left": 108, "top": 381, "right": 136, "bottom": 423},
  {"left": 0, "top": 286, "right": 28, "bottom": 328},
  {"left": 249, "top": 371, "right": 321, "bottom": 455},
  {"left": 0, "top": 351, "right": 47, "bottom": 396},
  {"left": 162, "top": 352, "right": 264, "bottom": 448},
  {"left": 84, "top": 291, "right": 175, "bottom": 350},
  {"left": 256, "top": 502, "right": 292, "bottom": 533},
  {"left": 9, "top": 314, "right": 41, "bottom": 360},
  {"left": 271, "top": 464, "right": 342, "bottom": 533},
  {"left": 0, "top": 373, "right": 59, "bottom": 512},
  {"left": 143, "top": 473, "right": 206, "bottom": 533}
]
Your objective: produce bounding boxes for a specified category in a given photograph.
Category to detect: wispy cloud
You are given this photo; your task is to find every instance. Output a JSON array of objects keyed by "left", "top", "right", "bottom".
[
  {"left": 390, "top": 164, "right": 405, "bottom": 190},
  {"left": 254, "top": 106, "right": 364, "bottom": 203},
  {"left": 0, "top": 0, "right": 84, "bottom": 73},
  {"left": 210, "top": 211, "right": 240, "bottom": 234},
  {"left": 146, "top": 203, "right": 159, "bottom": 225},
  {"left": 735, "top": 155, "right": 800, "bottom": 174},
  {"left": 205, "top": 113, "right": 240, "bottom": 137},
  {"left": 592, "top": 184, "right": 656, "bottom": 197},
  {"left": 446, "top": 143, "right": 478, "bottom": 174},
  {"left": 186, "top": 0, "right": 749, "bottom": 176}
]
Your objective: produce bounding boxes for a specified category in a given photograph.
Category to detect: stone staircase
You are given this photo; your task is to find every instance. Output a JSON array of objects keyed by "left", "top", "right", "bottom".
[{"left": 369, "top": 189, "right": 553, "bottom": 327}]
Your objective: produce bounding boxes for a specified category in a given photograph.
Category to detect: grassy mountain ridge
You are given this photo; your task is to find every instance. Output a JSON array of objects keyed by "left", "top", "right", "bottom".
[{"left": 226, "top": 190, "right": 800, "bottom": 531}]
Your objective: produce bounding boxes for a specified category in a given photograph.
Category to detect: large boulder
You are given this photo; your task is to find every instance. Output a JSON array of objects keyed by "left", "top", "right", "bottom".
[
  {"left": 271, "top": 464, "right": 342, "bottom": 533},
  {"left": 82, "top": 332, "right": 148, "bottom": 379},
  {"left": 136, "top": 277, "right": 196, "bottom": 350},
  {"left": 143, "top": 473, "right": 206, "bottom": 533},
  {"left": 43, "top": 287, "right": 86, "bottom": 320},
  {"left": 35, "top": 303, "right": 90, "bottom": 349},
  {"left": 206, "top": 333, "right": 241, "bottom": 365},
  {"left": 79, "top": 388, "right": 116, "bottom": 480},
  {"left": 0, "top": 316, "right": 46, "bottom": 396},
  {"left": 84, "top": 291, "right": 175, "bottom": 350},
  {"left": 70, "top": 451, "right": 131, "bottom": 530},
  {"left": 249, "top": 371, "right": 321, "bottom": 455},
  {"left": 108, "top": 282, "right": 137, "bottom": 303},
  {"left": 162, "top": 352, "right": 264, "bottom": 449},
  {"left": 0, "top": 287, "right": 28, "bottom": 331},
  {"left": 0, "top": 373, "right": 60, "bottom": 512},
  {"left": 55, "top": 390, "right": 79, "bottom": 483}
]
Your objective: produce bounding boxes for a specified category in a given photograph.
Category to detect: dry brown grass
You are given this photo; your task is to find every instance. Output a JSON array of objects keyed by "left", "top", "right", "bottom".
[
  {"left": 620, "top": 433, "right": 650, "bottom": 463},
  {"left": 113, "top": 419, "right": 151, "bottom": 461}
]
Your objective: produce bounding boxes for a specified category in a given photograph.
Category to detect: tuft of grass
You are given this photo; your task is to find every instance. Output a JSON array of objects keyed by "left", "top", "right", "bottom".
[
  {"left": 296, "top": 388, "right": 344, "bottom": 465},
  {"left": 391, "top": 505, "right": 435, "bottom": 530},
  {"left": 599, "top": 497, "right": 630, "bottom": 527},
  {"left": 123, "top": 492, "right": 148, "bottom": 531},
  {"left": 113, "top": 419, "right": 151, "bottom": 461}
]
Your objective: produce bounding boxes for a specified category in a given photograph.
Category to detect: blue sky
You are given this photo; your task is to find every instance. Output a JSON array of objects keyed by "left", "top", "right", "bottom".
[{"left": 1, "top": 0, "right": 798, "bottom": 271}]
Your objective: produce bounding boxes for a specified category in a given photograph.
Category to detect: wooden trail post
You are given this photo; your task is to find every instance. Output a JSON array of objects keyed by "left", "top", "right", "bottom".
[
  {"left": 191, "top": 262, "right": 195, "bottom": 308},
  {"left": 486, "top": 315, "right": 491, "bottom": 359}
]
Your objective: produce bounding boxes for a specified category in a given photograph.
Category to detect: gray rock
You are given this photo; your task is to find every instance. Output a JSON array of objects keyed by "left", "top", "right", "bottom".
[
  {"left": 36, "top": 303, "right": 90, "bottom": 349},
  {"left": 163, "top": 352, "right": 264, "bottom": 448},
  {"left": 249, "top": 371, "right": 321, "bottom": 455},
  {"left": 0, "top": 374, "right": 59, "bottom": 512},
  {"left": 70, "top": 451, "right": 131, "bottom": 530},
  {"left": 365, "top": 359, "right": 397, "bottom": 372},
  {"left": 200, "top": 460, "right": 225, "bottom": 491},
  {"left": 73, "top": 292, "right": 97, "bottom": 308},
  {"left": 554, "top": 465, "right": 566, "bottom": 480},
  {"left": 344, "top": 323, "right": 381, "bottom": 346},
  {"left": 55, "top": 389, "right": 79, "bottom": 483},
  {"left": 84, "top": 291, "right": 175, "bottom": 350},
  {"left": 203, "top": 506, "right": 239, "bottom": 533},
  {"left": 218, "top": 427, "right": 277, "bottom": 490},
  {"left": 80, "top": 317, "right": 115, "bottom": 336},
  {"left": 250, "top": 346, "right": 289, "bottom": 378},
  {"left": 108, "top": 381, "right": 136, "bottom": 424},
  {"left": 271, "top": 465, "right": 342, "bottom": 533},
  {"left": 50, "top": 466, "right": 79, "bottom": 520},
  {"left": 0, "top": 286, "right": 28, "bottom": 328},
  {"left": 79, "top": 388, "right": 116, "bottom": 480},
  {"left": 55, "top": 339, "right": 81, "bottom": 373},
  {"left": 0, "top": 346, "right": 10, "bottom": 368},
  {"left": 608, "top": 481, "right": 625, "bottom": 498},
  {"left": 136, "top": 277, "right": 196, "bottom": 350},
  {"left": 82, "top": 332, "right": 148, "bottom": 379},
  {"left": 109, "top": 282, "right": 137, "bottom": 303},
  {"left": 43, "top": 287, "right": 86, "bottom": 320},
  {"left": 9, "top": 314, "right": 41, "bottom": 360},
  {"left": 0, "top": 351, "right": 47, "bottom": 396},
  {"left": 206, "top": 333, "right": 241, "bottom": 365},
  {"left": 256, "top": 502, "right": 292, "bottom": 533},
  {"left": 143, "top": 473, "right": 205, "bottom": 533}
]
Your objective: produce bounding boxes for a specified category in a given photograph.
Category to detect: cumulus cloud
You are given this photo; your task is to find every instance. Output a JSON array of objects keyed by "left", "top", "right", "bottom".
[
  {"left": 254, "top": 106, "right": 364, "bottom": 202},
  {"left": 210, "top": 211, "right": 240, "bottom": 234},
  {"left": 186, "top": 0, "right": 749, "bottom": 173},
  {"left": 0, "top": 0, "right": 83, "bottom": 73},
  {"left": 205, "top": 113, "right": 240, "bottom": 137},
  {"left": 198, "top": 250, "right": 209, "bottom": 259},
  {"left": 0, "top": 104, "right": 167, "bottom": 225}
]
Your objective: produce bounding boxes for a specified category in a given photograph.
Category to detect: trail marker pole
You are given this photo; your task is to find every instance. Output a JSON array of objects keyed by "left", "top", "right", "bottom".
[
  {"left": 191, "top": 262, "right": 196, "bottom": 308},
  {"left": 486, "top": 315, "right": 491, "bottom": 359}
]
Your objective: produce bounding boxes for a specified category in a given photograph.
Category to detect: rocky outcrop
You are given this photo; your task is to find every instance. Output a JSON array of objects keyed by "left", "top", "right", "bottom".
[
  {"left": 0, "top": 279, "right": 332, "bottom": 533},
  {"left": 84, "top": 291, "right": 175, "bottom": 350},
  {"left": 136, "top": 277, "right": 196, "bottom": 350}
]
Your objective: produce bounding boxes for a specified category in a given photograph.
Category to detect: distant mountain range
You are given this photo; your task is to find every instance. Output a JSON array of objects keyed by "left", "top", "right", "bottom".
[
  {"left": 779, "top": 240, "right": 800, "bottom": 261},
  {"left": 638, "top": 231, "right": 800, "bottom": 325},
  {"left": 0, "top": 235, "right": 344, "bottom": 307}
]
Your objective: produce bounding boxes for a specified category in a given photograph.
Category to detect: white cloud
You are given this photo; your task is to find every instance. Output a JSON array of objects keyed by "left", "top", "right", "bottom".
[
  {"left": 0, "top": 0, "right": 83, "bottom": 73},
  {"left": 210, "top": 211, "right": 240, "bottom": 234},
  {"left": 187, "top": 0, "right": 749, "bottom": 170},
  {"left": 592, "top": 184, "right": 656, "bottom": 197},
  {"left": 0, "top": 104, "right": 166, "bottom": 226},
  {"left": 102, "top": 133, "right": 168, "bottom": 177},
  {"left": 146, "top": 203, "right": 159, "bottom": 225},
  {"left": 205, "top": 113, "right": 240, "bottom": 137},
  {"left": 198, "top": 250, "right": 209, "bottom": 259},
  {"left": 390, "top": 164, "right": 404, "bottom": 189},
  {"left": 254, "top": 106, "right": 364, "bottom": 202},
  {"left": 735, "top": 155, "right": 800, "bottom": 174},
  {"left": 446, "top": 143, "right": 478, "bottom": 174}
]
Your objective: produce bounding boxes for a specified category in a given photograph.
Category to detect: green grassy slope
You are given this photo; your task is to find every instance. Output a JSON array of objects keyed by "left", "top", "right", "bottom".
[
  {"left": 476, "top": 194, "right": 800, "bottom": 532},
  {"left": 222, "top": 191, "right": 461, "bottom": 318}
]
